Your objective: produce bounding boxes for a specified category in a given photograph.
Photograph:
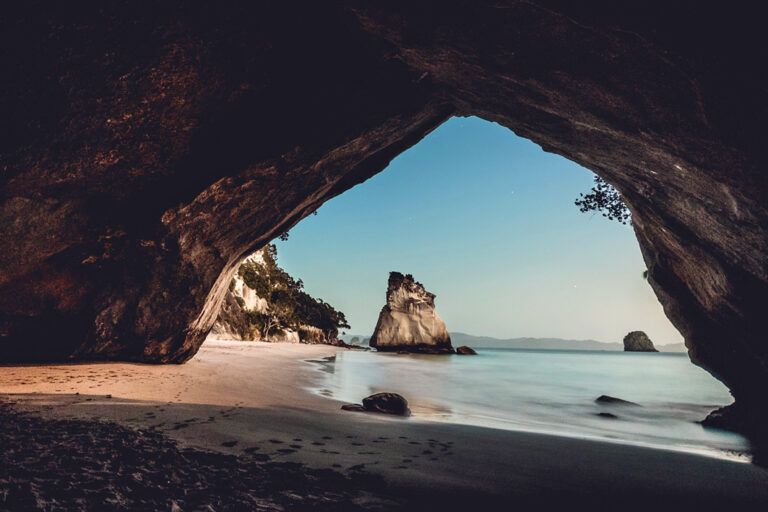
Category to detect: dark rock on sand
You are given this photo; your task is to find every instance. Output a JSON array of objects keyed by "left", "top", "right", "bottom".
[
  {"left": 596, "top": 412, "right": 619, "bottom": 419},
  {"left": 370, "top": 273, "right": 453, "bottom": 354},
  {"left": 340, "top": 404, "right": 367, "bottom": 413},
  {"left": 596, "top": 395, "right": 640, "bottom": 406},
  {"left": 623, "top": 331, "right": 658, "bottom": 352},
  {"left": 362, "top": 393, "right": 411, "bottom": 416},
  {"left": 456, "top": 346, "right": 477, "bottom": 355}
]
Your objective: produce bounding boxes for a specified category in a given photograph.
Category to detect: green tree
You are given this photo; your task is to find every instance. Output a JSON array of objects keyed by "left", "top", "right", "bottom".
[{"left": 234, "top": 244, "right": 348, "bottom": 342}]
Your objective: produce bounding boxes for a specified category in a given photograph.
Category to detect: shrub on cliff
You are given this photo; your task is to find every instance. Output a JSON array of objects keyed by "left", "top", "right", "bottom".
[{"left": 235, "top": 244, "right": 348, "bottom": 341}]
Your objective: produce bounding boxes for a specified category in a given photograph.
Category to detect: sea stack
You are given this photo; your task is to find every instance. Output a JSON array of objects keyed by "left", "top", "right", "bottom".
[
  {"left": 623, "top": 331, "right": 658, "bottom": 352},
  {"left": 370, "top": 272, "right": 454, "bottom": 354}
]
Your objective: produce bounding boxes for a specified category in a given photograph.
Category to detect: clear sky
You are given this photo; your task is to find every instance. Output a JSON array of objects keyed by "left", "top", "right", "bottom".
[{"left": 274, "top": 116, "right": 684, "bottom": 345}]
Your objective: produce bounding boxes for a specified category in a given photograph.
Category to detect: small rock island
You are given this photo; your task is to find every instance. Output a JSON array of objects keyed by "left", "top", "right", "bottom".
[
  {"left": 623, "top": 331, "right": 658, "bottom": 352},
  {"left": 370, "top": 272, "right": 454, "bottom": 354}
]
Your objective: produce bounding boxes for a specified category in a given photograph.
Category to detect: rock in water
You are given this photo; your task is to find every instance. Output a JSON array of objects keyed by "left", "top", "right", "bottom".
[
  {"left": 369, "top": 272, "right": 453, "bottom": 354},
  {"left": 456, "top": 346, "right": 477, "bottom": 355},
  {"left": 362, "top": 393, "right": 411, "bottom": 416},
  {"left": 595, "top": 395, "right": 640, "bottom": 406},
  {"left": 623, "top": 331, "right": 658, "bottom": 352}
]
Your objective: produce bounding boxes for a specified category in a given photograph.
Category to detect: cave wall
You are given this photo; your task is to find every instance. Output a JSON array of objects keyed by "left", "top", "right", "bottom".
[{"left": 1, "top": 2, "right": 767, "bottom": 412}]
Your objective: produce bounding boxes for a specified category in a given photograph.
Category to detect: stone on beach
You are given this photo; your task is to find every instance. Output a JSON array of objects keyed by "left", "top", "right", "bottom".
[
  {"left": 341, "top": 393, "right": 411, "bottom": 416},
  {"left": 340, "top": 404, "right": 367, "bottom": 412},
  {"left": 456, "top": 346, "right": 477, "bottom": 355},
  {"left": 362, "top": 393, "right": 411, "bottom": 416}
]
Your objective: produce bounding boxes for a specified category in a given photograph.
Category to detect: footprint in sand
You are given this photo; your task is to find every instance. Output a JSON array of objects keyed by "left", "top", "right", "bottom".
[
  {"left": 350, "top": 442, "right": 363, "bottom": 446},
  {"left": 293, "top": 438, "right": 303, "bottom": 442},
  {"left": 311, "top": 441, "right": 325, "bottom": 446},
  {"left": 221, "top": 441, "right": 238, "bottom": 447},
  {"left": 277, "top": 448, "right": 296, "bottom": 454},
  {"left": 268, "top": 439, "right": 284, "bottom": 444},
  {"left": 244, "top": 446, "right": 261, "bottom": 453},
  {"left": 289, "top": 444, "right": 303, "bottom": 449},
  {"left": 321, "top": 436, "right": 333, "bottom": 440}
]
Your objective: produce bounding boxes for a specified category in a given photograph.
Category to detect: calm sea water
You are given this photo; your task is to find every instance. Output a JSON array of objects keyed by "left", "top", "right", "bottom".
[{"left": 309, "top": 348, "right": 750, "bottom": 461}]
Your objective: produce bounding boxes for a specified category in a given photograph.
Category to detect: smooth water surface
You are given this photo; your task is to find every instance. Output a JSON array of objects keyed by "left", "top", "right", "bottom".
[{"left": 310, "top": 348, "right": 749, "bottom": 461}]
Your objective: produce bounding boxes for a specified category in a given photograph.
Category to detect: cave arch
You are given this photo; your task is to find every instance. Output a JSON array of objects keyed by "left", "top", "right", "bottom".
[{"left": 1, "top": 2, "right": 766, "bottom": 432}]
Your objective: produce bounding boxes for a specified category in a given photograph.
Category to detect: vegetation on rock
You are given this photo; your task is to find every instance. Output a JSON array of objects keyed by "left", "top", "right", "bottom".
[
  {"left": 234, "top": 245, "right": 349, "bottom": 342},
  {"left": 575, "top": 176, "right": 631, "bottom": 225}
]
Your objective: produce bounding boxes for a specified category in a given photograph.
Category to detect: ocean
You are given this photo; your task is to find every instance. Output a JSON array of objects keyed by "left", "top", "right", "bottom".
[{"left": 309, "top": 348, "right": 750, "bottom": 461}]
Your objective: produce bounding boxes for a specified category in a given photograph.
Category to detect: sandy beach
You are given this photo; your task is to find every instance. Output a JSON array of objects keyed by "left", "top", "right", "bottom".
[{"left": 2, "top": 339, "right": 768, "bottom": 511}]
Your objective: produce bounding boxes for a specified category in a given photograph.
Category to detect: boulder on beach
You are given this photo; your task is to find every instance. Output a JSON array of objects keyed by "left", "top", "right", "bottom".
[
  {"left": 369, "top": 272, "right": 454, "bottom": 354},
  {"left": 363, "top": 393, "right": 411, "bottom": 416},
  {"left": 456, "top": 345, "right": 477, "bottom": 355},
  {"left": 623, "top": 331, "right": 658, "bottom": 352},
  {"left": 340, "top": 393, "right": 411, "bottom": 416}
]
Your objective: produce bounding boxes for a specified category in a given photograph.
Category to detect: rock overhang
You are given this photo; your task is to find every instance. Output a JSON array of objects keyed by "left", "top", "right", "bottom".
[{"left": 0, "top": 2, "right": 767, "bottom": 440}]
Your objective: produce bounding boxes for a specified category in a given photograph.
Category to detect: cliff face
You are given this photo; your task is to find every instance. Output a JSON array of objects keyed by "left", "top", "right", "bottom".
[
  {"left": 370, "top": 273, "right": 453, "bottom": 354},
  {"left": 1, "top": 2, "right": 768, "bottom": 432},
  {"left": 623, "top": 331, "right": 658, "bottom": 352},
  {"left": 208, "top": 248, "right": 341, "bottom": 345}
]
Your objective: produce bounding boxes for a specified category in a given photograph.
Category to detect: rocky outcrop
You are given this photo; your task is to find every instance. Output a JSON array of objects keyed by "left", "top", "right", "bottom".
[
  {"left": 456, "top": 346, "right": 477, "bottom": 355},
  {"left": 1, "top": 1, "right": 768, "bottom": 437},
  {"left": 623, "top": 331, "right": 658, "bottom": 352},
  {"left": 369, "top": 273, "right": 453, "bottom": 354}
]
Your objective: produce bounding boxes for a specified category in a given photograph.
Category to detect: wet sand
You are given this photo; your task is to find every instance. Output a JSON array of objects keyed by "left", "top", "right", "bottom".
[{"left": 2, "top": 340, "right": 768, "bottom": 510}]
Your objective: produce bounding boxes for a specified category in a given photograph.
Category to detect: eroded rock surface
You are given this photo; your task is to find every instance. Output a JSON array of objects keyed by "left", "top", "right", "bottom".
[
  {"left": 1, "top": 1, "right": 768, "bottom": 435},
  {"left": 370, "top": 273, "right": 453, "bottom": 354},
  {"left": 623, "top": 331, "right": 658, "bottom": 352}
]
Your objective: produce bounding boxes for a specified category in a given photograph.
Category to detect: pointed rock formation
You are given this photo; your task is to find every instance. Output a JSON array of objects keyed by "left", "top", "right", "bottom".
[
  {"left": 623, "top": 331, "right": 658, "bottom": 352},
  {"left": 370, "top": 272, "right": 453, "bottom": 354}
]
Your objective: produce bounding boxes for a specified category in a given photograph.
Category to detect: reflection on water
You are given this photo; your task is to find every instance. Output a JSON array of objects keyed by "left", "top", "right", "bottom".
[{"left": 308, "top": 348, "right": 750, "bottom": 462}]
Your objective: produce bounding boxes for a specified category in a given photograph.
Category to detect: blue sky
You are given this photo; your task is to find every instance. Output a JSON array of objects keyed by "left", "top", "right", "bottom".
[{"left": 274, "top": 116, "right": 683, "bottom": 345}]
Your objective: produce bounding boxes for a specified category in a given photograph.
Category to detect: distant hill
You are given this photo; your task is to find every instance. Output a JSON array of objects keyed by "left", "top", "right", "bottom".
[
  {"left": 339, "top": 332, "right": 687, "bottom": 352},
  {"left": 450, "top": 332, "right": 687, "bottom": 353}
]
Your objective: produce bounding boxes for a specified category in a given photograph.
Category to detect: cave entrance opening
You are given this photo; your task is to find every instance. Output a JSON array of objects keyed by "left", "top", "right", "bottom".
[
  {"left": 203, "top": 115, "right": 747, "bottom": 461},
  {"left": 211, "top": 116, "right": 683, "bottom": 352}
]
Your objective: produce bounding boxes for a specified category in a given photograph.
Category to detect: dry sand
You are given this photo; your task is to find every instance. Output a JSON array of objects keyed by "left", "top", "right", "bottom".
[{"left": 2, "top": 339, "right": 768, "bottom": 511}]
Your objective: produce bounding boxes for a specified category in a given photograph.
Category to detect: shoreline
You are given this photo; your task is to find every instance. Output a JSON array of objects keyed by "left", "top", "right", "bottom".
[
  {"left": 304, "top": 349, "right": 749, "bottom": 464},
  {"left": 2, "top": 340, "right": 768, "bottom": 510}
]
